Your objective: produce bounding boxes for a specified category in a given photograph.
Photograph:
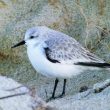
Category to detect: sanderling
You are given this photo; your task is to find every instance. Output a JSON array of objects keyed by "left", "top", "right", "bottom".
[{"left": 12, "top": 26, "right": 110, "bottom": 100}]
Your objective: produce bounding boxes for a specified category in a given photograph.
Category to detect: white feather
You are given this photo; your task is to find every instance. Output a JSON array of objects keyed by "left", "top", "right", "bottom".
[{"left": 25, "top": 26, "right": 106, "bottom": 78}]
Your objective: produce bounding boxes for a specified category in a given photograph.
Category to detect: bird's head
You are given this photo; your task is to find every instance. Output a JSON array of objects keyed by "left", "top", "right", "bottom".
[{"left": 11, "top": 26, "right": 48, "bottom": 48}]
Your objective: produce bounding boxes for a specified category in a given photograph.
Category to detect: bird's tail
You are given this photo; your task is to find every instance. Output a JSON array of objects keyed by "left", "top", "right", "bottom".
[{"left": 75, "top": 62, "right": 110, "bottom": 68}]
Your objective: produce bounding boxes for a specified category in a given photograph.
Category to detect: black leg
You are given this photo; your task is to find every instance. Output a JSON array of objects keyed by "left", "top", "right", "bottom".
[
  {"left": 62, "top": 79, "right": 66, "bottom": 96},
  {"left": 51, "top": 78, "right": 59, "bottom": 98},
  {"left": 46, "top": 78, "right": 59, "bottom": 102},
  {"left": 46, "top": 79, "right": 66, "bottom": 102},
  {"left": 59, "top": 79, "right": 66, "bottom": 97}
]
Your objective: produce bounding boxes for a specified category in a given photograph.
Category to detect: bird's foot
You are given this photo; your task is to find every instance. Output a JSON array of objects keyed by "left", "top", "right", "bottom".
[
  {"left": 57, "top": 93, "right": 65, "bottom": 98},
  {"left": 46, "top": 93, "right": 65, "bottom": 102},
  {"left": 46, "top": 96, "right": 56, "bottom": 102}
]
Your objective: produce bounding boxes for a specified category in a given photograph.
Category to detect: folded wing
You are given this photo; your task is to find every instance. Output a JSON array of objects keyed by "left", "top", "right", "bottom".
[{"left": 44, "top": 30, "right": 105, "bottom": 65}]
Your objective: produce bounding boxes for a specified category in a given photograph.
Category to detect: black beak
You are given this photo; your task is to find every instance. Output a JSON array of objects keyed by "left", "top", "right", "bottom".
[{"left": 11, "top": 40, "right": 25, "bottom": 48}]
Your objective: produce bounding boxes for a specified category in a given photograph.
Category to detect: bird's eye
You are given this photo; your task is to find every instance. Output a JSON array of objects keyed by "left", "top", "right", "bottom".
[{"left": 30, "top": 36, "right": 34, "bottom": 39}]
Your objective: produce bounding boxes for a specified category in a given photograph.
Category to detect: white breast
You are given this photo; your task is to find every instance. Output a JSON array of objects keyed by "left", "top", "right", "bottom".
[{"left": 27, "top": 45, "right": 85, "bottom": 78}]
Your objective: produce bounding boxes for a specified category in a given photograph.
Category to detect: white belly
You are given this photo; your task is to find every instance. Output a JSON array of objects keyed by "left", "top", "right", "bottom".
[{"left": 27, "top": 45, "right": 84, "bottom": 78}]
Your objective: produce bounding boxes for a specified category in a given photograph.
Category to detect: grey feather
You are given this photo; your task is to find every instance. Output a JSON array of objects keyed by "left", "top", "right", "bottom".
[{"left": 44, "top": 30, "right": 104, "bottom": 64}]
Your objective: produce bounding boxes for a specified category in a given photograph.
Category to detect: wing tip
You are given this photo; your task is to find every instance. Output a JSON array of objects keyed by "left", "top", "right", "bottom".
[{"left": 75, "top": 62, "right": 110, "bottom": 68}]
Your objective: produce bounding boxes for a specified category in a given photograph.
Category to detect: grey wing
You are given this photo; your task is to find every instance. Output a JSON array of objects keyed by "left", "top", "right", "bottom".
[{"left": 44, "top": 32, "right": 104, "bottom": 64}]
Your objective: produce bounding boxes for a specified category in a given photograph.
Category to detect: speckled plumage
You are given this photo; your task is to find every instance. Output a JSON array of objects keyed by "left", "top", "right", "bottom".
[
  {"left": 22, "top": 26, "right": 109, "bottom": 78},
  {"left": 12, "top": 26, "right": 110, "bottom": 100},
  {"left": 43, "top": 28, "right": 104, "bottom": 64}
]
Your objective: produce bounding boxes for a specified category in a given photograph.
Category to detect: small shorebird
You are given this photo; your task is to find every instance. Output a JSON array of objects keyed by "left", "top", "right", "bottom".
[{"left": 12, "top": 26, "right": 110, "bottom": 100}]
